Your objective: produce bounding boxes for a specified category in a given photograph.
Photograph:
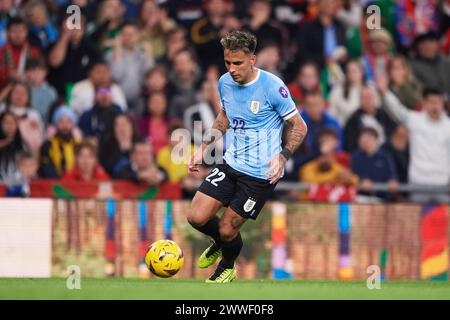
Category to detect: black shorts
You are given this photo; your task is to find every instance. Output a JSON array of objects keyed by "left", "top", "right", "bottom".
[{"left": 197, "top": 162, "right": 277, "bottom": 220}]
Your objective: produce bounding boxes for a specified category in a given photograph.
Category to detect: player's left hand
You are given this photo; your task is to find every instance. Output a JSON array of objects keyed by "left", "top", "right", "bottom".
[{"left": 265, "top": 154, "right": 287, "bottom": 184}]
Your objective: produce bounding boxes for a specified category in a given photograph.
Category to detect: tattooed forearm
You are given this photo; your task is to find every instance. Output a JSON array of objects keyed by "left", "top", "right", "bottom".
[
  {"left": 202, "top": 109, "right": 230, "bottom": 146},
  {"left": 283, "top": 115, "right": 307, "bottom": 154}
]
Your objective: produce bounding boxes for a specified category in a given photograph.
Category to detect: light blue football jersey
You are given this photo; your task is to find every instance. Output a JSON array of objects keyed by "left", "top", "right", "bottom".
[{"left": 218, "top": 68, "right": 299, "bottom": 180}]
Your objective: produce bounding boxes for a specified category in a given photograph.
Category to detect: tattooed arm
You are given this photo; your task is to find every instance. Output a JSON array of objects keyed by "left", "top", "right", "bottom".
[
  {"left": 188, "top": 109, "right": 230, "bottom": 172},
  {"left": 201, "top": 108, "right": 230, "bottom": 147},
  {"left": 282, "top": 114, "right": 308, "bottom": 156},
  {"left": 266, "top": 114, "right": 308, "bottom": 184}
]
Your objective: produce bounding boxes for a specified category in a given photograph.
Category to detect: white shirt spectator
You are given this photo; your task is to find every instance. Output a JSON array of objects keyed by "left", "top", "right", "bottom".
[
  {"left": 328, "top": 84, "right": 361, "bottom": 126},
  {"left": 383, "top": 91, "right": 450, "bottom": 186},
  {"left": 70, "top": 79, "right": 128, "bottom": 116}
]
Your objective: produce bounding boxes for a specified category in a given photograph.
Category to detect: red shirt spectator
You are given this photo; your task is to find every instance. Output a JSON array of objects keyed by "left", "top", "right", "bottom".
[
  {"left": 0, "top": 17, "right": 42, "bottom": 88},
  {"left": 62, "top": 139, "right": 109, "bottom": 182},
  {"left": 63, "top": 165, "right": 109, "bottom": 182}
]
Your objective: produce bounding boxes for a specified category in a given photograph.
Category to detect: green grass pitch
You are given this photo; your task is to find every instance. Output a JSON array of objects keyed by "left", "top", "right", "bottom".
[{"left": 0, "top": 278, "right": 450, "bottom": 300}]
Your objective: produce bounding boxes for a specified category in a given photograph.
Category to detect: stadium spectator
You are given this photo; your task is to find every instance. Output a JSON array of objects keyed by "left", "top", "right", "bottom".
[
  {"left": 136, "top": 64, "right": 172, "bottom": 118},
  {"left": 190, "top": 0, "right": 228, "bottom": 72},
  {"left": 256, "top": 43, "right": 282, "bottom": 77},
  {"left": 0, "top": 0, "right": 15, "bottom": 47},
  {"left": 38, "top": 106, "right": 80, "bottom": 178},
  {"left": 343, "top": 85, "right": 397, "bottom": 152},
  {"left": 24, "top": 57, "right": 58, "bottom": 124},
  {"left": 0, "top": 110, "right": 28, "bottom": 180},
  {"left": 287, "top": 62, "right": 322, "bottom": 107},
  {"left": 106, "top": 22, "right": 154, "bottom": 111},
  {"left": 297, "top": 91, "right": 342, "bottom": 165},
  {"left": 0, "top": 81, "right": 43, "bottom": 154},
  {"left": 54, "top": 0, "right": 99, "bottom": 26},
  {"left": 167, "top": 48, "right": 203, "bottom": 121},
  {"left": 89, "top": 0, "right": 126, "bottom": 53},
  {"left": 137, "top": 0, "right": 177, "bottom": 61},
  {"left": 410, "top": 31, "right": 450, "bottom": 95},
  {"left": 0, "top": 0, "right": 447, "bottom": 205},
  {"left": 361, "top": 28, "right": 393, "bottom": 83},
  {"left": 351, "top": 127, "right": 399, "bottom": 201},
  {"left": 70, "top": 61, "right": 127, "bottom": 116},
  {"left": 78, "top": 87, "right": 122, "bottom": 139},
  {"left": 137, "top": 92, "right": 172, "bottom": 156},
  {"left": 328, "top": 59, "right": 364, "bottom": 126},
  {"left": 346, "top": 3, "right": 374, "bottom": 59},
  {"left": 387, "top": 55, "right": 422, "bottom": 110},
  {"left": 166, "top": 0, "right": 204, "bottom": 29},
  {"left": 23, "top": 0, "right": 59, "bottom": 52},
  {"left": 45, "top": 101, "right": 83, "bottom": 140},
  {"left": 5, "top": 151, "right": 38, "bottom": 197},
  {"left": 156, "top": 27, "right": 188, "bottom": 69},
  {"left": 156, "top": 123, "right": 204, "bottom": 198},
  {"left": 382, "top": 124, "right": 410, "bottom": 184},
  {"left": 113, "top": 140, "right": 168, "bottom": 186},
  {"left": 379, "top": 80, "right": 450, "bottom": 203},
  {"left": 63, "top": 139, "right": 109, "bottom": 182},
  {"left": 183, "top": 66, "right": 218, "bottom": 145},
  {"left": 244, "top": 0, "right": 286, "bottom": 52},
  {"left": 47, "top": 16, "right": 101, "bottom": 98},
  {"left": 394, "top": 0, "right": 439, "bottom": 54},
  {"left": 335, "top": 0, "right": 362, "bottom": 31},
  {"left": 0, "top": 17, "right": 42, "bottom": 88},
  {"left": 295, "top": 0, "right": 347, "bottom": 69},
  {"left": 99, "top": 113, "right": 140, "bottom": 177},
  {"left": 300, "top": 127, "right": 357, "bottom": 185}
]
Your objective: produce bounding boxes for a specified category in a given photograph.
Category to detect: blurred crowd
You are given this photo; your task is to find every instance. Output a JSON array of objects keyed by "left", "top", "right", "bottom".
[{"left": 0, "top": 0, "right": 449, "bottom": 202}]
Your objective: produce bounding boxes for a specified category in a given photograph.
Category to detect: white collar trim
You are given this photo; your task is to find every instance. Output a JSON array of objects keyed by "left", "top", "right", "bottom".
[{"left": 237, "top": 68, "right": 261, "bottom": 87}]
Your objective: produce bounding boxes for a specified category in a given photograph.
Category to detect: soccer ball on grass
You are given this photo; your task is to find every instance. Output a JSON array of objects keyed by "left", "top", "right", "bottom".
[{"left": 145, "top": 240, "right": 184, "bottom": 278}]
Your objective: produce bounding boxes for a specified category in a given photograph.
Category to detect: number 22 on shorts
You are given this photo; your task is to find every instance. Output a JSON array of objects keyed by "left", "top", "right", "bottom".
[{"left": 205, "top": 168, "right": 225, "bottom": 187}]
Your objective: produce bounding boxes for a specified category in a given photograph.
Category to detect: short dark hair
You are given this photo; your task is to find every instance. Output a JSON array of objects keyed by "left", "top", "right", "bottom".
[
  {"left": 303, "top": 89, "right": 323, "bottom": 100},
  {"left": 173, "top": 46, "right": 197, "bottom": 63},
  {"left": 5, "top": 81, "right": 31, "bottom": 107},
  {"left": 88, "top": 60, "right": 109, "bottom": 73},
  {"left": 132, "top": 139, "right": 152, "bottom": 154},
  {"left": 145, "top": 64, "right": 168, "bottom": 79},
  {"left": 423, "top": 87, "right": 443, "bottom": 99},
  {"left": 75, "top": 139, "right": 98, "bottom": 157},
  {"left": 298, "top": 61, "right": 320, "bottom": 76},
  {"left": 25, "top": 57, "right": 47, "bottom": 71},
  {"left": 220, "top": 30, "right": 257, "bottom": 55},
  {"left": 319, "top": 127, "right": 338, "bottom": 140},
  {"left": 120, "top": 21, "right": 139, "bottom": 30},
  {"left": 7, "top": 17, "right": 27, "bottom": 30}
]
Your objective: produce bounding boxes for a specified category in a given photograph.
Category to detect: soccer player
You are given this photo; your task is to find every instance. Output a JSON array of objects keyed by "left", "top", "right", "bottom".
[{"left": 187, "top": 30, "right": 308, "bottom": 283}]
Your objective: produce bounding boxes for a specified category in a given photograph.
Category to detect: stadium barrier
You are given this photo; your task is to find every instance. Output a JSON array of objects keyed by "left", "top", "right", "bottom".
[{"left": 0, "top": 181, "right": 448, "bottom": 280}]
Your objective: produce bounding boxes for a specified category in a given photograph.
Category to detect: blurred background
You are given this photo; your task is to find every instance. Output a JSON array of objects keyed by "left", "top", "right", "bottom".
[{"left": 0, "top": 0, "right": 449, "bottom": 281}]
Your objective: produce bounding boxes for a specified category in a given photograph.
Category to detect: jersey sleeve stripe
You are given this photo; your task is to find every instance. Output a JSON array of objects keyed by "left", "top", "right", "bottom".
[{"left": 281, "top": 108, "right": 298, "bottom": 120}]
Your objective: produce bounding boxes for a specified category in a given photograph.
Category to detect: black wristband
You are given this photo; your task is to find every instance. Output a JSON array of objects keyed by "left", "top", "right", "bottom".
[{"left": 280, "top": 148, "right": 292, "bottom": 160}]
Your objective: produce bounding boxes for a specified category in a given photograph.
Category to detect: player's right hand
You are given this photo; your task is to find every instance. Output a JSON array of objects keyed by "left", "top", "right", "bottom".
[{"left": 188, "top": 148, "right": 204, "bottom": 173}]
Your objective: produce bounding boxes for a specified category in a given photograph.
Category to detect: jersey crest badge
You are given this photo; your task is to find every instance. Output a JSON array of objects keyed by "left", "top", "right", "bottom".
[
  {"left": 243, "top": 197, "right": 257, "bottom": 212},
  {"left": 250, "top": 100, "right": 260, "bottom": 114}
]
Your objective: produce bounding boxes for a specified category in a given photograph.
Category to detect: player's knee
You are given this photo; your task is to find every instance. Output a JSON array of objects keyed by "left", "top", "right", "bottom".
[{"left": 186, "top": 210, "right": 205, "bottom": 228}]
